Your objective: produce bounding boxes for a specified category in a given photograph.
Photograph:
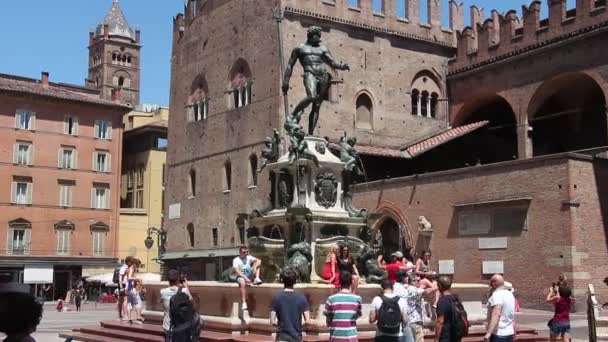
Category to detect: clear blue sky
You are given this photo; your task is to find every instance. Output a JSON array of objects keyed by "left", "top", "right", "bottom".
[{"left": 0, "top": 0, "right": 575, "bottom": 106}]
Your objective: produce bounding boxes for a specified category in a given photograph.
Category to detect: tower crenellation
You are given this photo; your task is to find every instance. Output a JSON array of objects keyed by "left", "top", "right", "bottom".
[
  {"left": 449, "top": 1, "right": 465, "bottom": 33},
  {"left": 449, "top": 0, "right": 608, "bottom": 75},
  {"left": 176, "top": 0, "right": 465, "bottom": 47}
]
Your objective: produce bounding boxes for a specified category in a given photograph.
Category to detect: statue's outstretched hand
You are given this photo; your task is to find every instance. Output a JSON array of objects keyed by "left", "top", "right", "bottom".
[
  {"left": 342, "top": 63, "right": 350, "bottom": 71},
  {"left": 282, "top": 83, "right": 290, "bottom": 95}
]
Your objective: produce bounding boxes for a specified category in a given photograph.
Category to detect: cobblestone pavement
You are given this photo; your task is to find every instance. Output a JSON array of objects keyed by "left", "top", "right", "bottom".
[
  {"left": 516, "top": 308, "right": 589, "bottom": 341},
  {"left": 33, "top": 302, "right": 117, "bottom": 342}
]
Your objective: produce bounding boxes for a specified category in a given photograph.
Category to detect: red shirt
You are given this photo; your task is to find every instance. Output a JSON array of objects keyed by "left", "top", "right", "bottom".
[
  {"left": 553, "top": 297, "right": 571, "bottom": 323},
  {"left": 385, "top": 262, "right": 401, "bottom": 282}
]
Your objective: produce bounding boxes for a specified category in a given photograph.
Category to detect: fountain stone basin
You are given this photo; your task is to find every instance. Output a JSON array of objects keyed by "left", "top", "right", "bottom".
[{"left": 142, "top": 281, "right": 489, "bottom": 335}]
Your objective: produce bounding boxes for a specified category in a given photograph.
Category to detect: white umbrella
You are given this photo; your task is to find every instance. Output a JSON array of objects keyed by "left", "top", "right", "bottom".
[
  {"left": 137, "top": 272, "right": 161, "bottom": 283},
  {"left": 86, "top": 272, "right": 160, "bottom": 284},
  {"left": 85, "top": 272, "right": 113, "bottom": 283}
]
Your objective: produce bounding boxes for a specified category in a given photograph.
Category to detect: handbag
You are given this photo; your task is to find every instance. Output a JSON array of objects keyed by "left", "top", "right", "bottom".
[{"left": 547, "top": 318, "right": 554, "bottom": 328}]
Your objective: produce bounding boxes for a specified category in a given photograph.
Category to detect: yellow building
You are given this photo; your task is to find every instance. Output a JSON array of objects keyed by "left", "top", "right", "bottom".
[{"left": 119, "top": 105, "right": 169, "bottom": 273}]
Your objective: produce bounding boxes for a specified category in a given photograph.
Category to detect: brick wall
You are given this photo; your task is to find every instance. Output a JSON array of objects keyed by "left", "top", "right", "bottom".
[
  {"left": 353, "top": 153, "right": 608, "bottom": 308},
  {"left": 0, "top": 93, "right": 124, "bottom": 259}
]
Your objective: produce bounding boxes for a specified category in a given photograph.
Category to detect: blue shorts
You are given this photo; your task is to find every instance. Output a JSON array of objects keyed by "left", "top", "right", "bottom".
[
  {"left": 127, "top": 290, "right": 139, "bottom": 306},
  {"left": 550, "top": 321, "right": 571, "bottom": 336},
  {"left": 230, "top": 273, "right": 254, "bottom": 283}
]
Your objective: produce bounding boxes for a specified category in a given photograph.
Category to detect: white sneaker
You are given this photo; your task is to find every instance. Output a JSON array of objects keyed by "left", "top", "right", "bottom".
[
  {"left": 242, "top": 302, "right": 248, "bottom": 311},
  {"left": 253, "top": 277, "right": 263, "bottom": 285}
]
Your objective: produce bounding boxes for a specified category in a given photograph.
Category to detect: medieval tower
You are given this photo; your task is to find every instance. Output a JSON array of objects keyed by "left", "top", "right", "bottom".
[{"left": 87, "top": 0, "right": 141, "bottom": 107}]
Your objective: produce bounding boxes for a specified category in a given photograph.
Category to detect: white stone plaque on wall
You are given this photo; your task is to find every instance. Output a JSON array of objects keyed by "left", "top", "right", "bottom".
[
  {"left": 478, "top": 237, "right": 508, "bottom": 249},
  {"left": 168, "top": 203, "right": 181, "bottom": 219},
  {"left": 482, "top": 261, "right": 504, "bottom": 274},
  {"left": 438, "top": 260, "right": 455, "bottom": 274}
]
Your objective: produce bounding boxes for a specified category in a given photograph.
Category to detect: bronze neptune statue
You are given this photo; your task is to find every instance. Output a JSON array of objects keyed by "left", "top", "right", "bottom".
[{"left": 282, "top": 26, "right": 350, "bottom": 135}]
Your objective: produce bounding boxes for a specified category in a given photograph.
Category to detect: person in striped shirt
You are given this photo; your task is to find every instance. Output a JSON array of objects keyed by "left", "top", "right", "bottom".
[{"left": 325, "top": 272, "right": 363, "bottom": 341}]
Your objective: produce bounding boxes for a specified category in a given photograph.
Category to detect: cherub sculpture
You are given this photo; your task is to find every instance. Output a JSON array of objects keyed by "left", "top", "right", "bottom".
[
  {"left": 258, "top": 129, "right": 281, "bottom": 172},
  {"left": 284, "top": 112, "right": 318, "bottom": 166},
  {"left": 339, "top": 134, "right": 362, "bottom": 176}
]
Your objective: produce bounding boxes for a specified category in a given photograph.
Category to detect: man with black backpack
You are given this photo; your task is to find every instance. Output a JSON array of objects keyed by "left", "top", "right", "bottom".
[
  {"left": 369, "top": 280, "right": 408, "bottom": 342},
  {"left": 160, "top": 270, "right": 200, "bottom": 342},
  {"left": 435, "top": 276, "right": 468, "bottom": 342}
]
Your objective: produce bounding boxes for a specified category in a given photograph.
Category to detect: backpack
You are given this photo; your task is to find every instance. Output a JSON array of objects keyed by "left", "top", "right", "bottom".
[
  {"left": 377, "top": 295, "right": 402, "bottom": 334},
  {"left": 169, "top": 287, "right": 201, "bottom": 342},
  {"left": 112, "top": 268, "right": 120, "bottom": 284},
  {"left": 450, "top": 296, "right": 470, "bottom": 338}
]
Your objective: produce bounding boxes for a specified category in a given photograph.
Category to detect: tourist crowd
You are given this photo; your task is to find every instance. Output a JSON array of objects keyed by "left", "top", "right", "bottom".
[{"left": 0, "top": 245, "right": 590, "bottom": 342}]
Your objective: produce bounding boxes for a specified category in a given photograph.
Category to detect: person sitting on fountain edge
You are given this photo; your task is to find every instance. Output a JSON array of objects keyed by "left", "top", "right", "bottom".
[{"left": 230, "top": 245, "right": 263, "bottom": 310}]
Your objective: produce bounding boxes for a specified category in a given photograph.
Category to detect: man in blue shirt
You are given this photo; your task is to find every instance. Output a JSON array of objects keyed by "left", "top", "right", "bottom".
[{"left": 271, "top": 269, "right": 310, "bottom": 342}]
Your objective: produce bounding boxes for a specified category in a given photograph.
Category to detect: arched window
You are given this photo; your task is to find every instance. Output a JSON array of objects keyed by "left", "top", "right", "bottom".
[
  {"left": 186, "top": 223, "right": 195, "bottom": 248},
  {"left": 411, "top": 89, "right": 420, "bottom": 116},
  {"left": 421, "top": 91, "right": 429, "bottom": 117},
  {"left": 355, "top": 92, "right": 373, "bottom": 129},
  {"left": 95, "top": 77, "right": 100, "bottom": 88},
  {"left": 430, "top": 92, "right": 439, "bottom": 118},
  {"left": 410, "top": 71, "right": 442, "bottom": 119},
  {"left": 229, "top": 59, "right": 252, "bottom": 109},
  {"left": 189, "top": 75, "right": 209, "bottom": 122},
  {"left": 249, "top": 154, "right": 258, "bottom": 187},
  {"left": 118, "top": 77, "right": 125, "bottom": 87},
  {"left": 126, "top": 55, "right": 132, "bottom": 66},
  {"left": 189, "top": 169, "right": 196, "bottom": 197},
  {"left": 112, "top": 53, "right": 117, "bottom": 62},
  {"left": 223, "top": 160, "right": 232, "bottom": 192}
]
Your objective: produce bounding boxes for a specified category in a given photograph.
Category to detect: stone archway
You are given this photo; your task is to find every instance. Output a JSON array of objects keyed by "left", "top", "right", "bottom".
[
  {"left": 453, "top": 94, "right": 518, "bottom": 163},
  {"left": 371, "top": 201, "right": 413, "bottom": 258},
  {"left": 528, "top": 72, "right": 607, "bottom": 156}
]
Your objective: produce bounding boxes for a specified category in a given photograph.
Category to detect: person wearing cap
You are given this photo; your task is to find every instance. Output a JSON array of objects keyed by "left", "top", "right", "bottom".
[
  {"left": 0, "top": 283, "right": 43, "bottom": 342},
  {"left": 378, "top": 251, "right": 411, "bottom": 283}
]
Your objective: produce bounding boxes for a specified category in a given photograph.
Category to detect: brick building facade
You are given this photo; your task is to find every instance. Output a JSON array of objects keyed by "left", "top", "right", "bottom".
[
  {"left": 0, "top": 72, "right": 129, "bottom": 299},
  {"left": 0, "top": 0, "right": 138, "bottom": 298},
  {"left": 163, "top": 0, "right": 608, "bottom": 307}
]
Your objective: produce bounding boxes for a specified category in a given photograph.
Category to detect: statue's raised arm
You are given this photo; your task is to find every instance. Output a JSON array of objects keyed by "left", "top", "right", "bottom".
[
  {"left": 321, "top": 46, "right": 350, "bottom": 72},
  {"left": 281, "top": 26, "right": 350, "bottom": 136}
]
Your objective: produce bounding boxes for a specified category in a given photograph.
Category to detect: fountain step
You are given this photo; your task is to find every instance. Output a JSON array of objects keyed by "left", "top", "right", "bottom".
[
  {"left": 58, "top": 331, "right": 126, "bottom": 342},
  {"left": 60, "top": 321, "right": 547, "bottom": 342}
]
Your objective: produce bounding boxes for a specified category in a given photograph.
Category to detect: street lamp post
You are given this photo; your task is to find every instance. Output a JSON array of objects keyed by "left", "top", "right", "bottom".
[{"left": 144, "top": 227, "right": 167, "bottom": 270}]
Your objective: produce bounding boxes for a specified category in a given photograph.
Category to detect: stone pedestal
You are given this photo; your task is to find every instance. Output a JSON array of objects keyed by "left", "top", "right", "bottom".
[{"left": 248, "top": 136, "right": 370, "bottom": 282}]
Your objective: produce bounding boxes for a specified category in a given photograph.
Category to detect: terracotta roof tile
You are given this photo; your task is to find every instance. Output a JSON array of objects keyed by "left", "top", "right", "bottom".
[
  {"left": 0, "top": 74, "right": 128, "bottom": 108},
  {"left": 325, "top": 121, "right": 489, "bottom": 159},
  {"left": 404, "top": 121, "right": 489, "bottom": 158},
  {"left": 328, "top": 142, "right": 404, "bottom": 159},
  {"left": 353, "top": 144, "right": 404, "bottom": 158}
]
